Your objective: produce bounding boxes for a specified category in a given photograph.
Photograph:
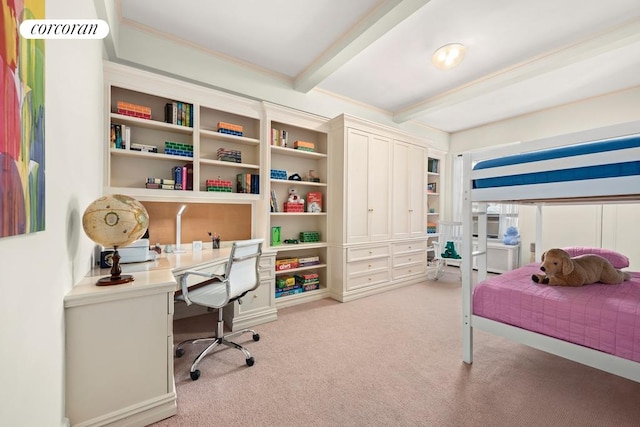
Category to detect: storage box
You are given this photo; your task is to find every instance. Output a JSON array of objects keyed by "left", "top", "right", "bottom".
[
  {"left": 284, "top": 202, "right": 304, "bottom": 212},
  {"left": 117, "top": 101, "right": 151, "bottom": 119},
  {"left": 270, "top": 169, "right": 287, "bottom": 180},
  {"left": 276, "top": 275, "right": 296, "bottom": 288},
  {"left": 299, "top": 231, "right": 320, "bottom": 242},
  {"left": 275, "top": 258, "right": 299, "bottom": 271},
  {"left": 298, "top": 256, "right": 320, "bottom": 266},
  {"left": 293, "top": 140, "right": 315, "bottom": 151},
  {"left": 275, "top": 287, "right": 303, "bottom": 298}
]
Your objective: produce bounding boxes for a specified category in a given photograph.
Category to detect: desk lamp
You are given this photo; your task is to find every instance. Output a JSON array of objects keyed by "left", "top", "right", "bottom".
[
  {"left": 174, "top": 204, "right": 188, "bottom": 253},
  {"left": 82, "top": 194, "right": 149, "bottom": 285}
]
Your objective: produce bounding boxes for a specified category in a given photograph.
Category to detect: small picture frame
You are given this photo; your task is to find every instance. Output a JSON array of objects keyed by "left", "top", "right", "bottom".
[{"left": 427, "top": 183, "right": 437, "bottom": 193}]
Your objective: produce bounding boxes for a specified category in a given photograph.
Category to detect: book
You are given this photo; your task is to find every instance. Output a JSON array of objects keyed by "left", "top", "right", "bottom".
[
  {"left": 306, "top": 192, "right": 322, "bottom": 213},
  {"left": 184, "top": 162, "right": 193, "bottom": 190},
  {"left": 124, "top": 125, "right": 131, "bottom": 150},
  {"left": 114, "top": 124, "right": 123, "bottom": 149},
  {"left": 270, "top": 189, "right": 278, "bottom": 212}
]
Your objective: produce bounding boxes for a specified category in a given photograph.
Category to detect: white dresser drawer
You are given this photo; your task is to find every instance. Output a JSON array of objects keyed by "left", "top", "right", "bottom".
[
  {"left": 347, "top": 257, "right": 390, "bottom": 276},
  {"left": 392, "top": 240, "right": 427, "bottom": 254},
  {"left": 347, "top": 244, "right": 390, "bottom": 262},
  {"left": 393, "top": 252, "right": 425, "bottom": 267},
  {"left": 392, "top": 262, "right": 426, "bottom": 280},
  {"left": 346, "top": 270, "right": 390, "bottom": 291}
]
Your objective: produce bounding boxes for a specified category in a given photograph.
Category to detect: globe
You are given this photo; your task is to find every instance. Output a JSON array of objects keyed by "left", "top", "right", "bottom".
[{"left": 82, "top": 194, "right": 149, "bottom": 285}]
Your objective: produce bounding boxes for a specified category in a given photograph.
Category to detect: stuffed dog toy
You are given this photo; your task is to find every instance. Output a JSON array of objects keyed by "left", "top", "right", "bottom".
[{"left": 532, "top": 248, "right": 631, "bottom": 287}]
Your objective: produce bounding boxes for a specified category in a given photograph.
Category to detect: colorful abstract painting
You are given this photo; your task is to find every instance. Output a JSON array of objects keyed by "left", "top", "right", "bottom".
[{"left": 1, "top": 0, "right": 45, "bottom": 237}]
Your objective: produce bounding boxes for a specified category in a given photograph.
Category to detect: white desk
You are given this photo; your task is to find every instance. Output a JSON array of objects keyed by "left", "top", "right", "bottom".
[{"left": 64, "top": 247, "right": 276, "bottom": 427}]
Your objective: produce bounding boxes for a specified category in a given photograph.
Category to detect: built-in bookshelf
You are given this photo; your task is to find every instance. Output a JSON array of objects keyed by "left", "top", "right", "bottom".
[
  {"left": 264, "top": 104, "right": 330, "bottom": 308},
  {"left": 426, "top": 153, "right": 443, "bottom": 264},
  {"left": 104, "top": 65, "right": 263, "bottom": 202}
]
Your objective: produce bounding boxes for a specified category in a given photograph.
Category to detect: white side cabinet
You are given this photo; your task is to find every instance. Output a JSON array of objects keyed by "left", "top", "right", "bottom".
[
  {"left": 65, "top": 272, "right": 177, "bottom": 427},
  {"left": 448, "top": 240, "right": 520, "bottom": 273}
]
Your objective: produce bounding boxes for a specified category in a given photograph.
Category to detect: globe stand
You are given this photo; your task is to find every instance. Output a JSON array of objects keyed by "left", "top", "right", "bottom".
[{"left": 96, "top": 246, "right": 134, "bottom": 286}]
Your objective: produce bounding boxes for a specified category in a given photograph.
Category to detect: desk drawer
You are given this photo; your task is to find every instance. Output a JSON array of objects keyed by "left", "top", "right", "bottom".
[{"left": 347, "top": 245, "right": 389, "bottom": 262}]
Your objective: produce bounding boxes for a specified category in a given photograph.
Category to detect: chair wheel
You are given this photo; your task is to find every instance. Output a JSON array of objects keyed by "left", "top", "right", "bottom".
[
  {"left": 246, "top": 357, "right": 255, "bottom": 367},
  {"left": 252, "top": 333, "right": 260, "bottom": 342},
  {"left": 175, "top": 348, "right": 185, "bottom": 358},
  {"left": 190, "top": 370, "right": 201, "bottom": 381}
]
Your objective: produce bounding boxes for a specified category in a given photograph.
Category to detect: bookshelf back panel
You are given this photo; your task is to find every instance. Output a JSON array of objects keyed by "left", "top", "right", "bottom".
[
  {"left": 271, "top": 121, "right": 327, "bottom": 154},
  {"left": 200, "top": 107, "right": 260, "bottom": 140},
  {"left": 199, "top": 138, "right": 259, "bottom": 164},
  {"left": 110, "top": 156, "right": 190, "bottom": 188},
  {"left": 111, "top": 87, "right": 187, "bottom": 124}
]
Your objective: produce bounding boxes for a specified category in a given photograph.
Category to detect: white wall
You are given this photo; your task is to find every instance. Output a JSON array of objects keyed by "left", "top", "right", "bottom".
[
  {"left": 0, "top": 1, "right": 104, "bottom": 426},
  {"left": 450, "top": 87, "right": 640, "bottom": 268}
]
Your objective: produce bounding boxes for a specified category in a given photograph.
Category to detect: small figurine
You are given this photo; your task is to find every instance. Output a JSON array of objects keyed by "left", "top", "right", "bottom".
[
  {"left": 503, "top": 226, "right": 520, "bottom": 245},
  {"left": 288, "top": 188, "right": 305, "bottom": 206}
]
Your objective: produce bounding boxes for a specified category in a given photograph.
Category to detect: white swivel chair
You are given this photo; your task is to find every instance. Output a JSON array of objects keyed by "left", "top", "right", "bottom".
[{"left": 174, "top": 238, "right": 264, "bottom": 381}]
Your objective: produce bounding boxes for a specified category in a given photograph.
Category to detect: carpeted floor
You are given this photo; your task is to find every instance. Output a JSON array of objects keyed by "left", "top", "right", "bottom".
[{"left": 150, "top": 268, "right": 640, "bottom": 426}]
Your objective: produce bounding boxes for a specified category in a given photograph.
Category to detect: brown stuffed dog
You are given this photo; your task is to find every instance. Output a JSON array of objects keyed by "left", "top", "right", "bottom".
[{"left": 532, "top": 248, "right": 631, "bottom": 287}]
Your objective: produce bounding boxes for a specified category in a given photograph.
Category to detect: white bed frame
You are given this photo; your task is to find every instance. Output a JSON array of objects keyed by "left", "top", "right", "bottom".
[{"left": 460, "top": 120, "right": 640, "bottom": 383}]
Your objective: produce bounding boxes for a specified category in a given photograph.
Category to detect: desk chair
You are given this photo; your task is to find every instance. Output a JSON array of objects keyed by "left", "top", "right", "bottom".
[{"left": 174, "top": 238, "right": 264, "bottom": 380}]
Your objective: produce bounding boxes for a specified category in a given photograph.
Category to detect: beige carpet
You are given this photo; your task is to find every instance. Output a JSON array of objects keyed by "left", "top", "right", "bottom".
[{"left": 151, "top": 268, "right": 640, "bottom": 426}]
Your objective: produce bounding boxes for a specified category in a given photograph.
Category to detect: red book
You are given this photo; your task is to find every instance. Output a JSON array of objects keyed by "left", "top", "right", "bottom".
[{"left": 306, "top": 192, "right": 322, "bottom": 213}]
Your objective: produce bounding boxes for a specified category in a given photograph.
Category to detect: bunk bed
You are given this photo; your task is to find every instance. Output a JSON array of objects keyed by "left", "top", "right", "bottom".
[{"left": 460, "top": 120, "right": 640, "bottom": 383}]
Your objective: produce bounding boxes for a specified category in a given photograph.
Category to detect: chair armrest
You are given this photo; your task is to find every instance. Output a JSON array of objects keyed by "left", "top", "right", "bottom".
[{"left": 179, "top": 270, "right": 225, "bottom": 305}]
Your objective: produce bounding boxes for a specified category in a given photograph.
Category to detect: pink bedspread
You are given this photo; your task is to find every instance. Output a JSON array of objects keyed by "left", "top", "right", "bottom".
[{"left": 473, "top": 263, "right": 640, "bottom": 362}]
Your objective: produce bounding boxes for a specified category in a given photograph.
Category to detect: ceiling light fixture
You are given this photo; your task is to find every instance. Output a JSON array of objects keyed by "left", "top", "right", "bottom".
[{"left": 432, "top": 43, "right": 466, "bottom": 70}]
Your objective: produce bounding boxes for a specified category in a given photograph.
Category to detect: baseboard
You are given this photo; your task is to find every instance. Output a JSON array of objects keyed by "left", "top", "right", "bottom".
[
  {"left": 72, "top": 392, "right": 176, "bottom": 427},
  {"left": 339, "top": 275, "right": 426, "bottom": 303}
]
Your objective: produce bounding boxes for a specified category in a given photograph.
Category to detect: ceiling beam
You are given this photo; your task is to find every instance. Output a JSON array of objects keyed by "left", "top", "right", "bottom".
[
  {"left": 393, "top": 17, "right": 640, "bottom": 123},
  {"left": 94, "top": 0, "right": 120, "bottom": 58},
  {"left": 293, "top": 0, "right": 432, "bottom": 93}
]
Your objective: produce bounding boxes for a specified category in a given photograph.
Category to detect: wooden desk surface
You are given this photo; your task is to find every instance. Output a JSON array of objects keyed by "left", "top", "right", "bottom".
[{"left": 65, "top": 246, "right": 275, "bottom": 308}]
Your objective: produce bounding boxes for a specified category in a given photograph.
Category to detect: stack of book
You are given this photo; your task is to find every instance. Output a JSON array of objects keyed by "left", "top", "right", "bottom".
[
  {"left": 131, "top": 143, "right": 158, "bottom": 153},
  {"left": 216, "top": 148, "right": 242, "bottom": 163},
  {"left": 146, "top": 177, "right": 175, "bottom": 190}
]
